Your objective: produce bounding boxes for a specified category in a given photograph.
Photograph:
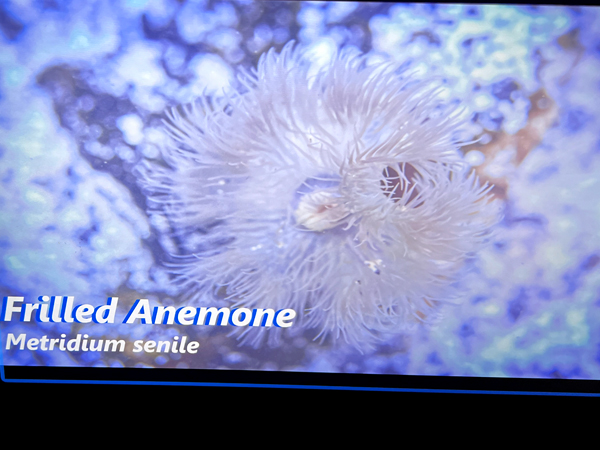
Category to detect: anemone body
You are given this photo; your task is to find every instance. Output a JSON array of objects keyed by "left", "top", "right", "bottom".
[{"left": 139, "top": 43, "right": 500, "bottom": 348}]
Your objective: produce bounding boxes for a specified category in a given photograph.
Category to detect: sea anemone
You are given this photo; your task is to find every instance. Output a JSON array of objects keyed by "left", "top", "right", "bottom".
[{"left": 138, "top": 42, "right": 500, "bottom": 348}]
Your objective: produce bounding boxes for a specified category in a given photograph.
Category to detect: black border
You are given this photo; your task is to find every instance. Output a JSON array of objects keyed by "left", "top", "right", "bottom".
[{"left": 3, "top": 365, "right": 599, "bottom": 395}]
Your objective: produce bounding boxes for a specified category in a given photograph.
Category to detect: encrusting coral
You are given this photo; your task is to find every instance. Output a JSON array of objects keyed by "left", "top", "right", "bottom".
[{"left": 137, "top": 42, "right": 501, "bottom": 348}]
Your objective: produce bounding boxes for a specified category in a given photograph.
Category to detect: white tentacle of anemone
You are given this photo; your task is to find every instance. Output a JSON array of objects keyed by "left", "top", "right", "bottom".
[{"left": 137, "top": 42, "right": 501, "bottom": 349}]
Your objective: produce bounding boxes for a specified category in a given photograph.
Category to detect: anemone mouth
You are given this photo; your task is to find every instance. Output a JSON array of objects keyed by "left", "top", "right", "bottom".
[
  {"left": 381, "top": 163, "right": 423, "bottom": 207},
  {"left": 293, "top": 189, "right": 349, "bottom": 232},
  {"left": 291, "top": 175, "right": 350, "bottom": 232}
]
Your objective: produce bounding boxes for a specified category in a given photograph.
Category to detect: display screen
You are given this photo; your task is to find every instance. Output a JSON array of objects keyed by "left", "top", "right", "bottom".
[{"left": 1, "top": 0, "right": 599, "bottom": 395}]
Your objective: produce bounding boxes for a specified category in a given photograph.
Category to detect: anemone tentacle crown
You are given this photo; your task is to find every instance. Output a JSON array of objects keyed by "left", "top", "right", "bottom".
[{"left": 138, "top": 42, "right": 500, "bottom": 348}]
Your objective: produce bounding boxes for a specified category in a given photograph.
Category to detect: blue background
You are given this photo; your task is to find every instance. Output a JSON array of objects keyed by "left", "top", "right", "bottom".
[{"left": 1, "top": 1, "right": 600, "bottom": 380}]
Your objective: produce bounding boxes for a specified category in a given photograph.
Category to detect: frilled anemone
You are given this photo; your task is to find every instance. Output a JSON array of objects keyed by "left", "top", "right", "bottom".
[{"left": 137, "top": 43, "right": 500, "bottom": 348}]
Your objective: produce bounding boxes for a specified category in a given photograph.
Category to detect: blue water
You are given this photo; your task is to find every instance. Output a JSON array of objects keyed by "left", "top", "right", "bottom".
[{"left": 1, "top": 1, "right": 600, "bottom": 380}]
